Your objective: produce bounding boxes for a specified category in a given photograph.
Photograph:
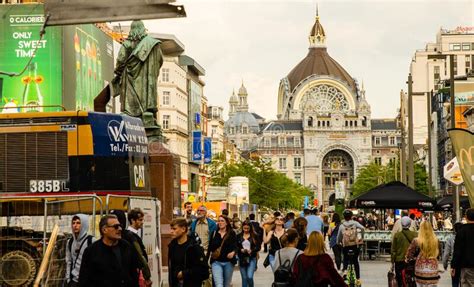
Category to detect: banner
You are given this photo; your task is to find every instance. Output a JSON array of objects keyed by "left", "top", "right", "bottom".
[
  {"left": 448, "top": 128, "right": 474, "bottom": 206},
  {"left": 192, "top": 130, "right": 202, "bottom": 161},
  {"left": 0, "top": 4, "right": 62, "bottom": 112},
  {"left": 203, "top": 137, "right": 212, "bottom": 164}
]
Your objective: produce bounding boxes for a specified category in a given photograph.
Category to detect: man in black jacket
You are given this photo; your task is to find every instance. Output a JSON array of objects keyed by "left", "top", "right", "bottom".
[
  {"left": 79, "top": 214, "right": 140, "bottom": 287},
  {"left": 168, "top": 218, "right": 209, "bottom": 287},
  {"left": 452, "top": 208, "right": 474, "bottom": 286}
]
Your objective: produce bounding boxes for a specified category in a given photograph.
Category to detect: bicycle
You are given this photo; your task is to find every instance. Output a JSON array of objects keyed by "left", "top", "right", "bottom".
[{"left": 344, "top": 249, "right": 360, "bottom": 287}]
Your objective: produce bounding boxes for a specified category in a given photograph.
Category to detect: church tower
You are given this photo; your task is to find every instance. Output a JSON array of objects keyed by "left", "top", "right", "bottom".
[
  {"left": 228, "top": 89, "right": 238, "bottom": 117},
  {"left": 236, "top": 81, "right": 249, "bottom": 112}
]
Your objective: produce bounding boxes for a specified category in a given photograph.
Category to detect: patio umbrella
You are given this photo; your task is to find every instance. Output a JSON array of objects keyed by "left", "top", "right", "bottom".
[{"left": 349, "top": 181, "right": 435, "bottom": 209}]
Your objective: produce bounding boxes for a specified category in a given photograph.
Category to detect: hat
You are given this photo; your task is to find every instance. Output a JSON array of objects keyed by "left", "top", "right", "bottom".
[{"left": 401, "top": 216, "right": 411, "bottom": 229}]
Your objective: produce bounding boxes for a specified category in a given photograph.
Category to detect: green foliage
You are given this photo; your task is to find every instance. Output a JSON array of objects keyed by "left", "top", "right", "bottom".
[
  {"left": 352, "top": 160, "right": 430, "bottom": 198},
  {"left": 209, "top": 154, "right": 311, "bottom": 209}
]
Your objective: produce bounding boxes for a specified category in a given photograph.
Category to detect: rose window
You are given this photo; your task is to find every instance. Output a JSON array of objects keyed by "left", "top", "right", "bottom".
[{"left": 300, "top": 84, "right": 349, "bottom": 113}]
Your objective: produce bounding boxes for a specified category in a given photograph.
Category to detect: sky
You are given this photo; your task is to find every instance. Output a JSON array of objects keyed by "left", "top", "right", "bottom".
[{"left": 143, "top": 0, "right": 473, "bottom": 121}]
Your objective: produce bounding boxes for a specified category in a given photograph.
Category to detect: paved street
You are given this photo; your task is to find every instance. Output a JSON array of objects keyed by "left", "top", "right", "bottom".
[{"left": 163, "top": 250, "right": 452, "bottom": 287}]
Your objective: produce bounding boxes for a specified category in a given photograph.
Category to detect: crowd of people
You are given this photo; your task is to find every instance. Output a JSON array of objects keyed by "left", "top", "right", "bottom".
[{"left": 59, "top": 202, "right": 474, "bottom": 287}]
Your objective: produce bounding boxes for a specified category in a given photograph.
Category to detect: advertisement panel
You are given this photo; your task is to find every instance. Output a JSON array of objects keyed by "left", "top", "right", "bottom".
[
  {"left": 455, "top": 80, "right": 474, "bottom": 105},
  {"left": 62, "top": 24, "right": 114, "bottom": 111},
  {"left": 203, "top": 137, "right": 212, "bottom": 164},
  {"left": 0, "top": 4, "right": 62, "bottom": 113},
  {"left": 192, "top": 130, "right": 202, "bottom": 161}
]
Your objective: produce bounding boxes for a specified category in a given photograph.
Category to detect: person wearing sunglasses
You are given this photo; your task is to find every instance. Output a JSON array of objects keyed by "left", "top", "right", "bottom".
[
  {"left": 264, "top": 216, "right": 286, "bottom": 271},
  {"left": 79, "top": 214, "right": 141, "bottom": 287}
]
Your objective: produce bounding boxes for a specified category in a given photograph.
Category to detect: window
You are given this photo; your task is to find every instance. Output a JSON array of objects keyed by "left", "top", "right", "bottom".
[
  {"left": 162, "top": 91, "right": 170, "bottom": 105},
  {"left": 294, "top": 136, "right": 301, "bottom": 147},
  {"left": 294, "top": 173, "right": 302, "bottom": 184},
  {"left": 229, "top": 127, "right": 234, "bottom": 135},
  {"left": 389, "top": 136, "right": 396, "bottom": 146},
  {"left": 211, "top": 125, "right": 217, "bottom": 136},
  {"left": 264, "top": 137, "right": 271, "bottom": 147},
  {"left": 294, "top": 157, "right": 302, "bottom": 169},
  {"left": 466, "top": 55, "right": 471, "bottom": 75},
  {"left": 162, "top": 115, "right": 170, "bottom": 129},
  {"left": 375, "top": 137, "right": 381, "bottom": 146},
  {"left": 462, "top": 43, "right": 471, "bottom": 51},
  {"left": 242, "top": 139, "right": 248, "bottom": 149},
  {"left": 434, "top": 66, "right": 440, "bottom": 82},
  {"left": 279, "top": 158, "right": 287, "bottom": 170},
  {"left": 162, "top": 68, "right": 169, "bottom": 82},
  {"left": 242, "top": 126, "right": 248, "bottom": 134},
  {"left": 308, "top": 116, "right": 313, "bottom": 127},
  {"left": 279, "top": 136, "right": 286, "bottom": 147},
  {"left": 449, "top": 43, "right": 461, "bottom": 51},
  {"left": 374, "top": 157, "right": 382, "bottom": 165}
]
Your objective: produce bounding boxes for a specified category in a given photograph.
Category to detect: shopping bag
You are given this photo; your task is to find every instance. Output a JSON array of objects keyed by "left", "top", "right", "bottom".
[{"left": 388, "top": 269, "right": 397, "bottom": 287}]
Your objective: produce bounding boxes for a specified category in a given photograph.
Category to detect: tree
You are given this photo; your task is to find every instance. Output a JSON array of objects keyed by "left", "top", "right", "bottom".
[
  {"left": 209, "top": 155, "right": 311, "bottom": 209},
  {"left": 352, "top": 160, "right": 430, "bottom": 198}
]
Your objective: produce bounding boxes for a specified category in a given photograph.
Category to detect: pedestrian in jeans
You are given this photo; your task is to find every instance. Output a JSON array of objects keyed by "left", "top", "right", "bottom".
[
  {"left": 328, "top": 213, "right": 342, "bottom": 270},
  {"left": 263, "top": 215, "right": 285, "bottom": 271},
  {"left": 79, "top": 215, "right": 140, "bottom": 287},
  {"left": 65, "top": 214, "right": 95, "bottom": 287},
  {"left": 452, "top": 208, "right": 474, "bottom": 287},
  {"left": 443, "top": 222, "right": 462, "bottom": 287},
  {"left": 405, "top": 221, "right": 440, "bottom": 286},
  {"left": 391, "top": 216, "right": 417, "bottom": 287},
  {"left": 337, "top": 209, "right": 365, "bottom": 286},
  {"left": 208, "top": 215, "right": 237, "bottom": 287},
  {"left": 273, "top": 228, "right": 301, "bottom": 271},
  {"left": 168, "top": 218, "right": 209, "bottom": 287},
  {"left": 237, "top": 220, "right": 261, "bottom": 287},
  {"left": 190, "top": 205, "right": 217, "bottom": 256}
]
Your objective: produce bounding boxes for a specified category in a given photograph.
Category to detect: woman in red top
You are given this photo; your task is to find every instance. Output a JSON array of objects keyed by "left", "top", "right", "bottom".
[{"left": 292, "top": 231, "right": 347, "bottom": 287}]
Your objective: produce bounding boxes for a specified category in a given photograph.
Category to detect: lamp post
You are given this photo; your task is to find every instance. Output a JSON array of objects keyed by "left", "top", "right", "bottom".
[{"left": 427, "top": 53, "right": 458, "bottom": 221}]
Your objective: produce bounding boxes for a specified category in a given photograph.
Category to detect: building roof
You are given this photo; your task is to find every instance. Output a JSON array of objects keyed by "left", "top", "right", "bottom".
[
  {"left": 225, "top": 111, "right": 260, "bottom": 129},
  {"left": 149, "top": 33, "right": 185, "bottom": 56},
  {"left": 371, "top": 119, "right": 398, "bottom": 130},
  {"left": 179, "top": 55, "right": 205, "bottom": 76},
  {"left": 263, "top": 120, "right": 303, "bottom": 132},
  {"left": 286, "top": 47, "right": 357, "bottom": 92},
  {"left": 251, "top": 112, "right": 264, "bottom": 120}
]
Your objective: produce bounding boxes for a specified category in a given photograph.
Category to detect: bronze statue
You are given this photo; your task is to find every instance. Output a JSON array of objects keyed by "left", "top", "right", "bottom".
[{"left": 112, "top": 20, "right": 163, "bottom": 139}]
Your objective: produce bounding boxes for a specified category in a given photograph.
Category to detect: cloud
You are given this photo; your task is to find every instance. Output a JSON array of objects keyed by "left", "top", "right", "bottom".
[{"left": 144, "top": 0, "right": 473, "bottom": 120}]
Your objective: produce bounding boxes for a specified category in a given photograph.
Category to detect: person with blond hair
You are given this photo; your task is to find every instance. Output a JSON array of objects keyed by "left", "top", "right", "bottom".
[
  {"left": 292, "top": 231, "right": 347, "bottom": 286},
  {"left": 406, "top": 220, "right": 441, "bottom": 286}
]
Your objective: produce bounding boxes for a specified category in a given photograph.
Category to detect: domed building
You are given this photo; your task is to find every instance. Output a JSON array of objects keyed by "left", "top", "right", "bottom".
[
  {"left": 261, "top": 11, "right": 374, "bottom": 207},
  {"left": 225, "top": 82, "right": 265, "bottom": 151}
]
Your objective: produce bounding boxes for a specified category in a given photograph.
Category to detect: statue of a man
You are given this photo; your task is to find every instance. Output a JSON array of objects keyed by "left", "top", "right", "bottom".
[{"left": 112, "top": 20, "right": 163, "bottom": 126}]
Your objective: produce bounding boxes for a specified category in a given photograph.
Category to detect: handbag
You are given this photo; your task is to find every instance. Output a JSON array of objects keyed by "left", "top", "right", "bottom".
[
  {"left": 210, "top": 231, "right": 226, "bottom": 260},
  {"left": 263, "top": 253, "right": 271, "bottom": 268},
  {"left": 387, "top": 268, "right": 397, "bottom": 287}
]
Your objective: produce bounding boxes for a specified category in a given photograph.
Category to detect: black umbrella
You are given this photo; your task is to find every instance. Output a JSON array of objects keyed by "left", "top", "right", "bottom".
[
  {"left": 436, "top": 195, "right": 471, "bottom": 210},
  {"left": 349, "top": 181, "right": 435, "bottom": 209}
]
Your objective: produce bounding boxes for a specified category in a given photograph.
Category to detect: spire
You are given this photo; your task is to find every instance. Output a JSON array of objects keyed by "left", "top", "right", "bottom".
[
  {"left": 229, "top": 89, "right": 238, "bottom": 117},
  {"left": 309, "top": 4, "right": 326, "bottom": 47}
]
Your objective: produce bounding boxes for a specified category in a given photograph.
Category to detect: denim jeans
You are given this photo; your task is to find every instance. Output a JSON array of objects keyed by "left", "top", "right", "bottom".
[
  {"left": 211, "top": 261, "right": 234, "bottom": 287},
  {"left": 239, "top": 257, "right": 257, "bottom": 287},
  {"left": 269, "top": 254, "right": 276, "bottom": 272}
]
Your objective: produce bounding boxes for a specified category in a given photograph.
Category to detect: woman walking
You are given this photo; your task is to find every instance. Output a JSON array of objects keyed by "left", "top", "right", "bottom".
[
  {"left": 273, "top": 228, "right": 301, "bottom": 270},
  {"left": 237, "top": 220, "right": 261, "bottom": 287},
  {"left": 264, "top": 215, "right": 285, "bottom": 271},
  {"left": 328, "top": 213, "right": 342, "bottom": 270},
  {"left": 209, "top": 215, "right": 238, "bottom": 287},
  {"left": 292, "top": 217, "right": 308, "bottom": 251},
  {"left": 292, "top": 231, "right": 347, "bottom": 286},
  {"left": 406, "top": 220, "right": 441, "bottom": 287}
]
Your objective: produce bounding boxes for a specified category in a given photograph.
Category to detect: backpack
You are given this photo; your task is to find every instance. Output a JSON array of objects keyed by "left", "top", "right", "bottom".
[
  {"left": 294, "top": 256, "right": 315, "bottom": 287},
  {"left": 342, "top": 225, "right": 358, "bottom": 247},
  {"left": 272, "top": 250, "right": 300, "bottom": 287}
]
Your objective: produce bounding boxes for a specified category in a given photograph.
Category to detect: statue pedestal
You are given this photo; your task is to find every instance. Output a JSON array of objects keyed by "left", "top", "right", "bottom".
[
  {"left": 142, "top": 111, "right": 163, "bottom": 142},
  {"left": 148, "top": 142, "right": 181, "bottom": 266}
]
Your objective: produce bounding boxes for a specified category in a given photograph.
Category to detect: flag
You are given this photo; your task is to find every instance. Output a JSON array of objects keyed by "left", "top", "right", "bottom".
[{"left": 448, "top": 128, "right": 474, "bottom": 206}]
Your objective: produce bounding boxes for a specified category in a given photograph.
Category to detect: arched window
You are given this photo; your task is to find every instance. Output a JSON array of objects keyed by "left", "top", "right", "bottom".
[{"left": 308, "top": 116, "right": 313, "bottom": 127}]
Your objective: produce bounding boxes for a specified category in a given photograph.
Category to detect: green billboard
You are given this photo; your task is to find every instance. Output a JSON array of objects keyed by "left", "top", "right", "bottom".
[
  {"left": 62, "top": 24, "right": 114, "bottom": 111},
  {"left": 0, "top": 4, "right": 62, "bottom": 113}
]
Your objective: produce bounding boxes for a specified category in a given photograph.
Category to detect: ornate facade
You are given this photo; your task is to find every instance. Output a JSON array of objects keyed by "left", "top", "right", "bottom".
[{"left": 224, "top": 12, "right": 399, "bottom": 208}]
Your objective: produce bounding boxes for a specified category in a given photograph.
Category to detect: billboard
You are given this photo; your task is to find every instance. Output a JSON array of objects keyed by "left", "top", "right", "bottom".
[
  {"left": 0, "top": 4, "right": 62, "bottom": 113},
  {"left": 62, "top": 24, "right": 114, "bottom": 111}
]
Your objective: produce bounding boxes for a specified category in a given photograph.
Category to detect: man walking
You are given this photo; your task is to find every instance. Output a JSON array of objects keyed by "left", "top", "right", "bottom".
[
  {"left": 65, "top": 214, "right": 95, "bottom": 287},
  {"left": 305, "top": 208, "right": 324, "bottom": 235},
  {"left": 169, "top": 218, "right": 209, "bottom": 287},
  {"left": 184, "top": 202, "right": 196, "bottom": 226},
  {"left": 337, "top": 209, "right": 365, "bottom": 286},
  {"left": 128, "top": 208, "right": 152, "bottom": 287},
  {"left": 452, "top": 208, "right": 474, "bottom": 286},
  {"left": 79, "top": 214, "right": 140, "bottom": 287},
  {"left": 190, "top": 205, "right": 217, "bottom": 254},
  {"left": 391, "top": 216, "right": 417, "bottom": 287}
]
